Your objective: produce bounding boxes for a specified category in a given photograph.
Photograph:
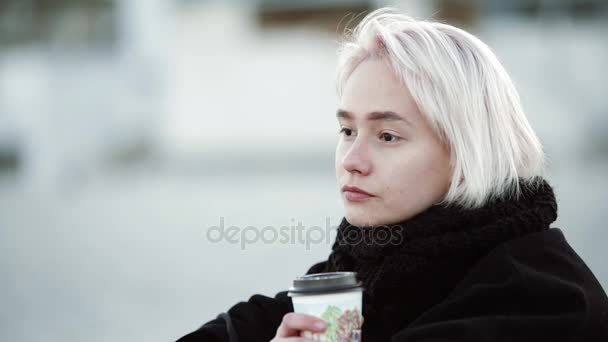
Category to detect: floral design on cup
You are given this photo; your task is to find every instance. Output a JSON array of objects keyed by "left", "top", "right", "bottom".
[{"left": 288, "top": 272, "right": 365, "bottom": 342}]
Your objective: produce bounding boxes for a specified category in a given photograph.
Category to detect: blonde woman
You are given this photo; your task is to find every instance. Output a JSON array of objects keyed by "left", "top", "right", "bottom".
[{"left": 177, "top": 8, "right": 608, "bottom": 342}]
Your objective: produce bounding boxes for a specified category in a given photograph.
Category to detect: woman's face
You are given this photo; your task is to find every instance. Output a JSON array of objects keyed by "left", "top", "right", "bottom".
[{"left": 335, "top": 58, "right": 452, "bottom": 226}]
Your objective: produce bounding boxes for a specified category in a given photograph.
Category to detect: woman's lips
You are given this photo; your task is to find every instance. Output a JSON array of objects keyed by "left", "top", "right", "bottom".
[
  {"left": 343, "top": 190, "right": 373, "bottom": 201},
  {"left": 341, "top": 186, "right": 374, "bottom": 201}
]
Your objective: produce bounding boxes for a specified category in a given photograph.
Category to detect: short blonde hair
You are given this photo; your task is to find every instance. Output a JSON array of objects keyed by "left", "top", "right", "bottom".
[{"left": 336, "top": 7, "right": 546, "bottom": 209}]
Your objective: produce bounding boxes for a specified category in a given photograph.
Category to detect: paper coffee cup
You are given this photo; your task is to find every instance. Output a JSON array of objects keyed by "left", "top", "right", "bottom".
[{"left": 288, "top": 272, "right": 364, "bottom": 342}]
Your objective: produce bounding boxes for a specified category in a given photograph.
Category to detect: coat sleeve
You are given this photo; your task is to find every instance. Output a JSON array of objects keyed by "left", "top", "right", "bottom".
[
  {"left": 391, "top": 230, "right": 608, "bottom": 342},
  {"left": 175, "top": 260, "right": 328, "bottom": 342}
]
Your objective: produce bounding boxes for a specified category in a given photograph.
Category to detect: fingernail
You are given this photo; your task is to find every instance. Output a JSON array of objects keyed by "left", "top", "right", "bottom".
[{"left": 314, "top": 321, "right": 326, "bottom": 330}]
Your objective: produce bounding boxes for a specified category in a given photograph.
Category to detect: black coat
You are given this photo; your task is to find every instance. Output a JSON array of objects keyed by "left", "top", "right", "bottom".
[{"left": 175, "top": 228, "right": 608, "bottom": 341}]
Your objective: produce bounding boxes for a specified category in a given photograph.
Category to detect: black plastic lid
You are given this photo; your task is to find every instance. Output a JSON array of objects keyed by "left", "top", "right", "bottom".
[{"left": 288, "top": 272, "right": 363, "bottom": 294}]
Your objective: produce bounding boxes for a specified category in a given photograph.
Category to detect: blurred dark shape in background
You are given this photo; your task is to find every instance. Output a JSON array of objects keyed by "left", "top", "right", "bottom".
[
  {"left": 257, "top": 0, "right": 372, "bottom": 31},
  {"left": 0, "top": 0, "right": 117, "bottom": 48}
]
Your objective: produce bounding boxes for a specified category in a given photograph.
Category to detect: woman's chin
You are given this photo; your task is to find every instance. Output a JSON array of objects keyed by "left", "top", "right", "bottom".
[{"left": 344, "top": 211, "right": 381, "bottom": 227}]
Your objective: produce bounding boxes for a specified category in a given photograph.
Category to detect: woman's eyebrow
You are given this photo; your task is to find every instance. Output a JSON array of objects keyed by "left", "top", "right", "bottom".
[{"left": 336, "top": 109, "right": 413, "bottom": 126}]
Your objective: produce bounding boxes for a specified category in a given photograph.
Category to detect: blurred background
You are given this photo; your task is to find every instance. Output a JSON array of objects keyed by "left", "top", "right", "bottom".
[{"left": 0, "top": 0, "right": 607, "bottom": 341}]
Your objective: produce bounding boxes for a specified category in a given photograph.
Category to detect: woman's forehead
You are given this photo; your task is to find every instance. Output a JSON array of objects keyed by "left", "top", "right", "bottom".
[{"left": 340, "top": 59, "right": 420, "bottom": 118}]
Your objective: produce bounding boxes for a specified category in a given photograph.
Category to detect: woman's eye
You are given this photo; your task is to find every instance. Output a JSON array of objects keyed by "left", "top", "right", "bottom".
[
  {"left": 380, "top": 132, "right": 400, "bottom": 142},
  {"left": 339, "top": 128, "right": 353, "bottom": 136}
]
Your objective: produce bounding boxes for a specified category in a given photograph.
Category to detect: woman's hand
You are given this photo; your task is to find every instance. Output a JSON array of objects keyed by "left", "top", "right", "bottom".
[{"left": 271, "top": 312, "right": 327, "bottom": 341}]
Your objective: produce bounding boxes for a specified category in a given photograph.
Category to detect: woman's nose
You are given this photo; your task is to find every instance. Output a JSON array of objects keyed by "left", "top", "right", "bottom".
[{"left": 341, "top": 139, "right": 372, "bottom": 176}]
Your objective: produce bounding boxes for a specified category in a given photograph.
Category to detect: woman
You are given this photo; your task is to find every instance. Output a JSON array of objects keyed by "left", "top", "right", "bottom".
[{"left": 176, "top": 8, "right": 608, "bottom": 342}]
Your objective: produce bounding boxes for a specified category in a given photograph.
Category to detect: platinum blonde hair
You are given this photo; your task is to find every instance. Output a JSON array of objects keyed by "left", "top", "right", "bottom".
[{"left": 336, "top": 8, "right": 546, "bottom": 209}]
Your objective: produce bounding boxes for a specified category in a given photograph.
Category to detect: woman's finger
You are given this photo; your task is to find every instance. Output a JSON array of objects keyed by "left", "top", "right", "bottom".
[{"left": 274, "top": 312, "right": 326, "bottom": 337}]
